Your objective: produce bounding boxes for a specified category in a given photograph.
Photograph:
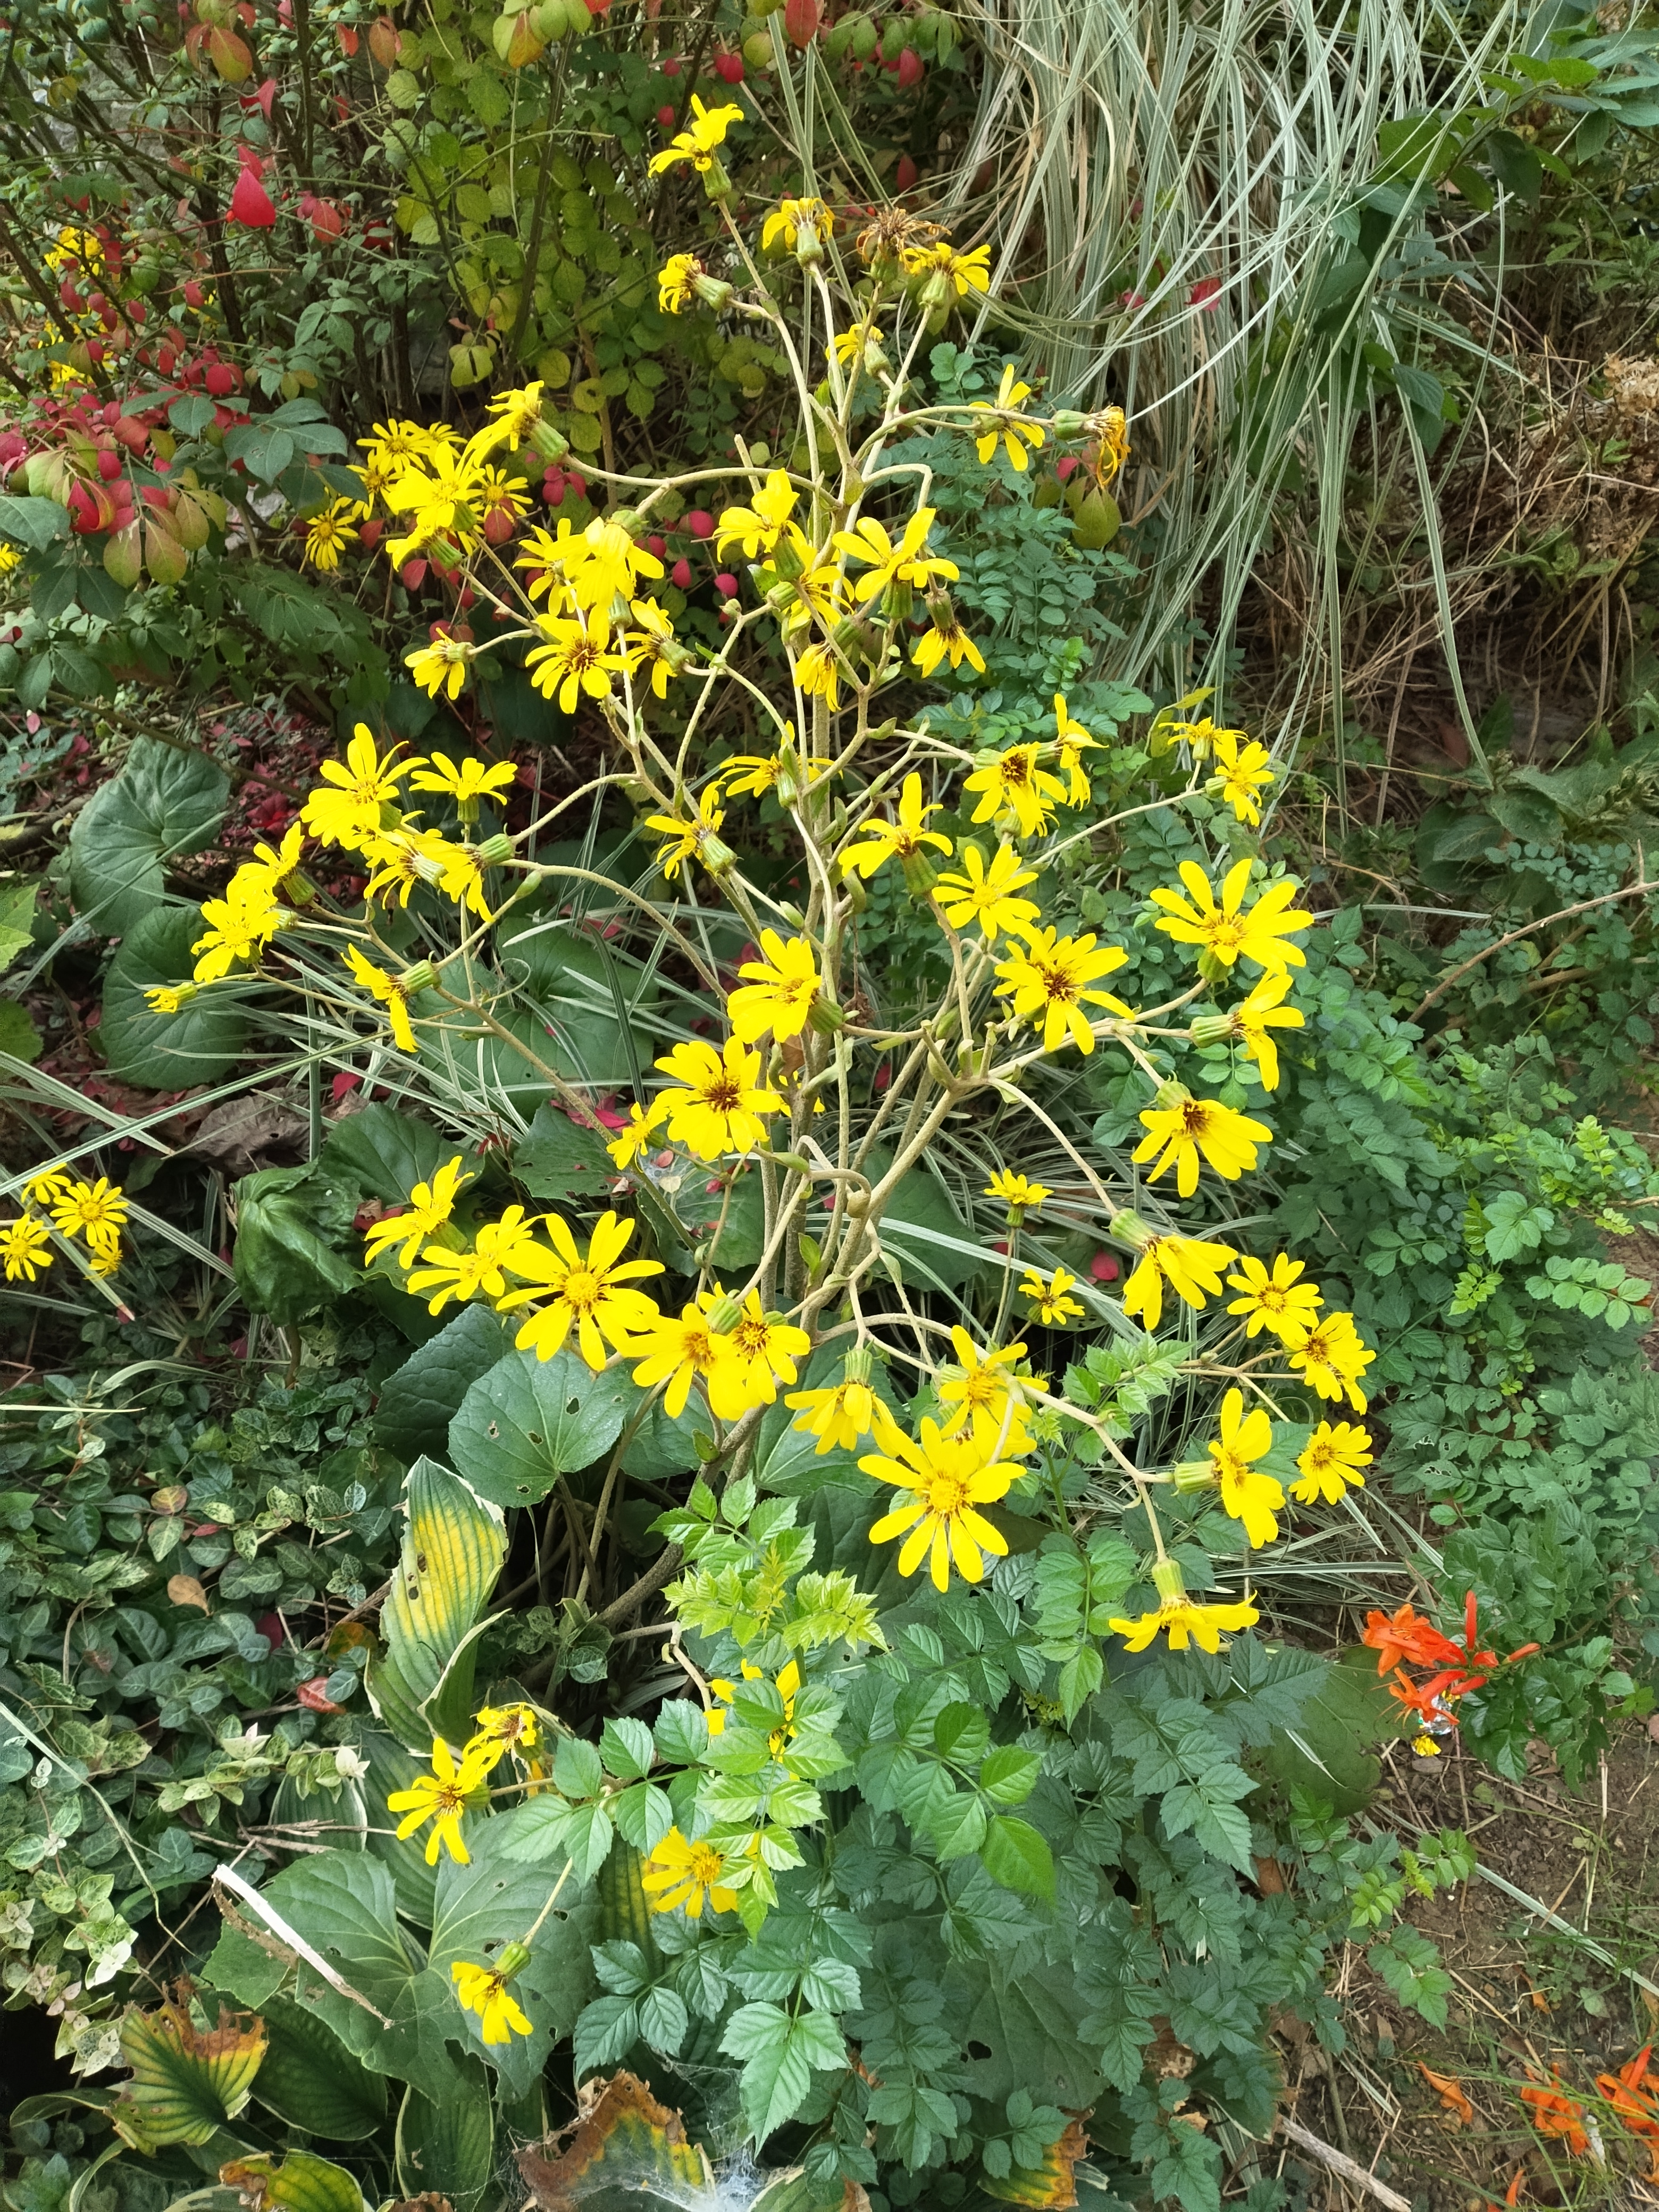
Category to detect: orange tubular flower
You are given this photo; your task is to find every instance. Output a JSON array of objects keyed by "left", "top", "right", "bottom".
[
  {"left": 1520, "top": 2069, "right": 1590, "bottom": 2157},
  {"left": 1597, "top": 2045, "right": 1659, "bottom": 2180},
  {"left": 1361, "top": 1592, "right": 1539, "bottom": 1735}
]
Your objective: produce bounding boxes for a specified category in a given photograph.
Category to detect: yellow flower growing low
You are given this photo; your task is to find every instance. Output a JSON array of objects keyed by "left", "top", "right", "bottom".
[
  {"left": 607, "top": 1095, "right": 669, "bottom": 1170},
  {"left": 933, "top": 844, "right": 1041, "bottom": 944},
  {"left": 51, "top": 1177, "right": 128, "bottom": 1260},
  {"left": 984, "top": 1170, "right": 1049, "bottom": 1213},
  {"left": 1206, "top": 1386, "right": 1283, "bottom": 1547},
  {"left": 1120, "top": 1233, "right": 1238, "bottom": 1333},
  {"left": 1226, "top": 972, "right": 1304, "bottom": 1090},
  {"left": 628, "top": 1301, "right": 752, "bottom": 1421},
  {"left": 1224, "top": 1252, "right": 1321, "bottom": 1346},
  {"left": 647, "top": 786, "right": 731, "bottom": 883},
  {"left": 1019, "top": 1266, "right": 1085, "bottom": 1326},
  {"left": 408, "top": 1208, "right": 542, "bottom": 1315},
  {"left": 1150, "top": 857, "right": 1313, "bottom": 976},
  {"left": 1110, "top": 1590, "right": 1260, "bottom": 1653},
  {"left": 962, "top": 744, "right": 1066, "bottom": 840},
  {"left": 968, "top": 362, "right": 1046, "bottom": 471},
  {"left": 498, "top": 1210, "right": 664, "bottom": 1370},
  {"left": 386, "top": 1738, "right": 492, "bottom": 1865},
  {"left": 1052, "top": 695, "right": 1099, "bottom": 805},
  {"left": 726, "top": 929, "right": 821, "bottom": 1045},
  {"left": 410, "top": 750, "right": 516, "bottom": 811},
  {"left": 911, "top": 607, "right": 986, "bottom": 678},
  {"left": 301, "top": 725, "right": 417, "bottom": 851},
  {"left": 1, "top": 1215, "right": 53, "bottom": 1283},
  {"left": 405, "top": 634, "right": 475, "bottom": 700},
  {"left": 841, "top": 772, "right": 953, "bottom": 879},
  {"left": 935, "top": 1326, "right": 1040, "bottom": 1452},
  {"left": 861, "top": 1418, "right": 1022, "bottom": 1591},
  {"left": 301, "top": 499, "right": 359, "bottom": 573},
  {"left": 1287, "top": 1312, "right": 1375, "bottom": 1411},
  {"left": 1211, "top": 730, "right": 1276, "bottom": 827},
  {"left": 833, "top": 506, "right": 958, "bottom": 601},
  {"left": 451, "top": 1958, "right": 533, "bottom": 2045},
  {"left": 716, "top": 470, "right": 800, "bottom": 562},
  {"left": 718, "top": 1288, "right": 811, "bottom": 1407},
  {"left": 642, "top": 1826, "right": 740, "bottom": 1916},
  {"left": 653, "top": 1037, "right": 782, "bottom": 1160},
  {"left": 785, "top": 1370, "right": 904, "bottom": 1455},
  {"left": 648, "top": 94, "right": 744, "bottom": 175},
  {"left": 1291, "top": 1419, "right": 1372, "bottom": 1504},
  {"left": 1134, "top": 1088, "right": 1271, "bottom": 1196},
  {"left": 343, "top": 944, "right": 418, "bottom": 1054},
  {"left": 993, "top": 927, "right": 1133, "bottom": 1054},
  {"left": 192, "top": 887, "right": 283, "bottom": 982}
]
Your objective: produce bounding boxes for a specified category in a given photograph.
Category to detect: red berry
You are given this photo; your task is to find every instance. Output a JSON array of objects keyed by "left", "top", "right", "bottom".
[
  {"left": 671, "top": 556, "right": 692, "bottom": 588},
  {"left": 1089, "top": 1251, "right": 1120, "bottom": 1283},
  {"left": 646, "top": 533, "right": 666, "bottom": 558},
  {"left": 712, "top": 48, "right": 743, "bottom": 80},
  {"left": 715, "top": 571, "right": 738, "bottom": 597},
  {"left": 657, "top": 103, "right": 676, "bottom": 125},
  {"left": 686, "top": 508, "right": 714, "bottom": 539},
  {"left": 895, "top": 153, "right": 918, "bottom": 191},
  {"left": 204, "top": 363, "right": 234, "bottom": 397},
  {"left": 661, "top": 53, "right": 681, "bottom": 71}
]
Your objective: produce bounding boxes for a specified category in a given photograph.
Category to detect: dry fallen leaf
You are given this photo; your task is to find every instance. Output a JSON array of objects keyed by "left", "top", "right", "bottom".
[{"left": 167, "top": 1574, "right": 210, "bottom": 1612}]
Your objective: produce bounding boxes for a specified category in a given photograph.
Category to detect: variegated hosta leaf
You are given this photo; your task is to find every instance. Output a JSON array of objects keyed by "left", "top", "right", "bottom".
[
  {"left": 219, "top": 2150, "right": 369, "bottom": 2212},
  {"left": 366, "top": 1455, "right": 506, "bottom": 1751},
  {"left": 517, "top": 2071, "right": 715, "bottom": 2212},
  {"left": 113, "top": 1995, "right": 267, "bottom": 2149}
]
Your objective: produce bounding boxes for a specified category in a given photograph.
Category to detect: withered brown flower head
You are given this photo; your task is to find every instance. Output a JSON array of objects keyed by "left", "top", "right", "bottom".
[{"left": 856, "top": 207, "right": 944, "bottom": 270}]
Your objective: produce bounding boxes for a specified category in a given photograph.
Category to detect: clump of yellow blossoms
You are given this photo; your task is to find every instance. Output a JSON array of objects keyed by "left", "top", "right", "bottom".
[{"left": 120, "top": 176, "right": 1372, "bottom": 1711}]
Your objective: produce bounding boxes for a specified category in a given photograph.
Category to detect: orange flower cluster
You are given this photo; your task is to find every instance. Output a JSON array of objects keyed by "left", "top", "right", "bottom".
[{"left": 1360, "top": 1591, "right": 1538, "bottom": 1735}]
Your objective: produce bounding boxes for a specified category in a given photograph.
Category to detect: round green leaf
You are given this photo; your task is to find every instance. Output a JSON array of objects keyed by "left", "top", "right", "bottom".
[
  {"left": 100, "top": 907, "right": 250, "bottom": 1089},
  {"left": 69, "top": 735, "right": 228, "bottom": 934},
  {"left": 448, "top": 1344, "right": 635, "bottom": 1505}
]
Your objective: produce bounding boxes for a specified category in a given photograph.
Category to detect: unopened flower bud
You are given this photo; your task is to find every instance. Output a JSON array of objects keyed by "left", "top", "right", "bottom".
[
  {"left": 1151, "top": 1558, "right": 1188, "bottom": 1603},
  {"left": 807, "top": 993, "right": 845, "bottom": 1035},
  {"left": 1171, "top": 1459, "right": 1217, "bottom": 1495},
  {"left": 693, "top": 271, "right": 735, "bottom": 311},
  {"left": 918, "top": 269, "right": 950, "bottom": 316},
  {"left": 1050, "top": 409, "right": 1088, "bottom": 436},
  {"left": 1195, "top": 948, "right": 1229, "bottom": 984},
  {"left": 901, "top": 851, "right": 940, "bottom": 900},
  {"left": 476, "top": 832, "right": 514, "bottom": 866},
  {"left": 528, "top": 418, "right": 570, "bottom": 464},
  {"left": 1110, "top": 1209, "right": 1152, "bottom": 1251},
  {"left": 281, "top": 868, "right": 318, "bottom": 909},
  {"left": 843, "top": 1346, "right": 874, "bottom": 1385},
  {"left": 494, "top": 1941, "right": 532, "bottom": 1980},
  {"left": 403, "top": 960, "right": 437, "bottom": 995},
  {"left": 1189, "top": 1012, "right": 1234, "bottom": 1048},
  {"left": 701, "top": 832, "right": 738, "bottom": 877},
  {"left": 878, "top": 578, "right": 914, "bottom": 626},
  {"left": 701, "top": 156, "right": 733, "bottom": 202},
  {"left": 609, "top": 507, "right": 647, "bottom": 538},
  {"left": 705, "top": 1292, "right": 742, "bottom": 1334}
]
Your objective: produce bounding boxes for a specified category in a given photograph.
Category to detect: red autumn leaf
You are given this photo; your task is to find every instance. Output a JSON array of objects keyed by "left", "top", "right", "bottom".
[
  {"left": 296, "top": 1675, "right": 344, "bottom": 1713},
  {"left": 783, "top": 0, "right": 818, "bottom": 48},
  {"left": 227, "top": 168, "right": 276, "bottom": 228}
]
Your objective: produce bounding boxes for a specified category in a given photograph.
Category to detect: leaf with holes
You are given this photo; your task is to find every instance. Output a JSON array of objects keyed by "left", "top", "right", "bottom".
[
  {"left": 365, "top": 1457, "right": 506, "bottom": 1752},
  {"left": 217, "top": 2153, "right": 366, "bottom": 2212},
  {"left": 448, "top": 1345, "right": 634, "bottom": 1508},
  {"left": 112, "top": 1995, "right": 267, "bottom": 2149}
]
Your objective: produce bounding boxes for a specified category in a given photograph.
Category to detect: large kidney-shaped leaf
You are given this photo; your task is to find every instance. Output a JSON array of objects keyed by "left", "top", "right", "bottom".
[
  {"left": 513, "top": 1101, "right": 617, "bottom": 1205},
  {"left": 320, "top": 1104, "right": 458, "bottom": 1205},
  {"left": 374, "top": 1308, "right": 511, "bottom": 1465},
  {"left": 366, "top": 1456, "right": 506, "bottom": 1750},
  {"left": 232, "top": 1163, "right": 362, "bottom": 1326},
  {"left": 100, "top": 907, "right": 250, "bottom": 1090},
  {"left": 218, "top": 2152, "right": 367, "bottom": 2212},
  {"left": 517, "top": 2074, "right": 716, "bottom": 2212},
  {"left": 251, "top": 1997, "right": 387, "bottom": 2142},
  {"left": 69, "top": 735, "right": 229, "bottom": 935},
  {"left": 236, "top": 1851, "right": 456, "bottom": 2103},
  {"left": 113, "top": 1995, "right": 267, "bottom": 2149},
  {"left": 495, "top": 919, "right": 658, "bottom": 1088},
  {"left": 396, "top": 2059, "right": 495, "bottom": 2212},
  {"left": 449, "top": 1346, "right": 634, "bottom": 1509},
  {"left": 428, "top": 1842, "right": 597, "bottom": 2102}
]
